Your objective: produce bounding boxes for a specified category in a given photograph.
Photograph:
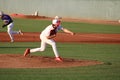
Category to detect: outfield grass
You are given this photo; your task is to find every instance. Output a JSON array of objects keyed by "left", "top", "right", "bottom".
[
  {"left": 0, "top": 18, "right": 120, "bottom": 80},
  {"left": 1, "top": 18, "right": 120, "bottom": 33},
  {"left": 0, "top": 42, "right": 120, "bottom": 80}
]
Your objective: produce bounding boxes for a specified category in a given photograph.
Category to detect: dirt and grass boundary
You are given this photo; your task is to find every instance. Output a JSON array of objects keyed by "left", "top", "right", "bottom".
[{"left": 0, "top": 14, "right": 119, "bottom": 68}]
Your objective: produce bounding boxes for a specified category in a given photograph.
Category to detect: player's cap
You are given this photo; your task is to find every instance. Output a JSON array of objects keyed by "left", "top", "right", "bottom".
[
  {"left": 52, "top": 19, "right": 61, "bottom": 24},
  {"left": 0, "top": 11, "right": 3, "bottom": 16}
]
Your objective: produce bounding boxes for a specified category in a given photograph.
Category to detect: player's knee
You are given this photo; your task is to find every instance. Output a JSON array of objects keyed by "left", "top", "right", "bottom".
[
  {"left": 40, "top": 48, "right": 45, "bottom": 51},
  {"left": 7, "top": 31, "right": 12, "bottom": 34},
  {"left": 51, "top": 42, "right": 56, "bottom": 46}
]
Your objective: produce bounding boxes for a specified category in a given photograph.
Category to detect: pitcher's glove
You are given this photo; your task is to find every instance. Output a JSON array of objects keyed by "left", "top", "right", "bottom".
[{"left": 50, "top": 29, "right": 57, "bottom": 36}]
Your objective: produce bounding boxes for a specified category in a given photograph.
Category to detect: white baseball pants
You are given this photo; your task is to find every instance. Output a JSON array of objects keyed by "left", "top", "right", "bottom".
[
  {"left": 7, "top": 23, "right": 20, "bottom": 42},
  {"left": 30, "top": 34, "right": 59, "bottom": 57}
]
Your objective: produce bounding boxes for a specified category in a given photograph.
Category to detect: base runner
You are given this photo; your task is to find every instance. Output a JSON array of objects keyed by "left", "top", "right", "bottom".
[{"left": 0, "top": 11, "right": 23, "bottom": 42}]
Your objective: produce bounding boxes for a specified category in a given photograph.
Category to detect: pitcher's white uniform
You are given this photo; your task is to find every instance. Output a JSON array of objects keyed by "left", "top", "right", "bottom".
[
  {"left": 30, "top": 23, "right": 62, "bottom": 57},
  {"left": 24, "top": 16, "right": 74, "bottom": 62}
]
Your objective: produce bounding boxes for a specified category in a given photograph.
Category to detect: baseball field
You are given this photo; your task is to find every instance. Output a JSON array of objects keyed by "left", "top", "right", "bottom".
[{"left": 0, "top": 17, "right": 120, "bottom": 80}]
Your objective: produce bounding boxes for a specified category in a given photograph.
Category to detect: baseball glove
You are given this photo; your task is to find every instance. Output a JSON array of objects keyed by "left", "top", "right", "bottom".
[{"left": 50, "top": 29, "right": 57, "bottom": 36}]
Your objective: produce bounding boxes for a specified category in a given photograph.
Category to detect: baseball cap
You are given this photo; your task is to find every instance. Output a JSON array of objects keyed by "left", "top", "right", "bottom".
[{"left": 52, "top": 19, "right": 61, "bottom": 24}]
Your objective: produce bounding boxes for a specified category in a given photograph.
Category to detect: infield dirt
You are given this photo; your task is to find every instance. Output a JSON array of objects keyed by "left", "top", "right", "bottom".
[{"left": 0, "top": 54, "right": 103, "bottom": 68}]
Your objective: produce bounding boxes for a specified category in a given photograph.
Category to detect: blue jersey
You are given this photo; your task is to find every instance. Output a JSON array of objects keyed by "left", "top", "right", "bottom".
[{"left": 1, "top": 14, "right": 13, "bottom": 25}]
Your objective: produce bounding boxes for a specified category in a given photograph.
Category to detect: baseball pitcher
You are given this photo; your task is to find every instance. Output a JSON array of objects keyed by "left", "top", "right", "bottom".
[{"left": 24, "top": 16, "right": 74, "bottom": 62}]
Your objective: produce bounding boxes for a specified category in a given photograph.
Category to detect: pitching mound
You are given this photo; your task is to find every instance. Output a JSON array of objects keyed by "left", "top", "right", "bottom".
[{"left": 0, "top": 54, "right": 103, "bottom": 68}]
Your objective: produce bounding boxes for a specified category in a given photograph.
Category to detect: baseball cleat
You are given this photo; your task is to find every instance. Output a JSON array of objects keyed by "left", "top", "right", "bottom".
[
  {"left": 19, "top": 30, "right": 23, "bottom": 35},
  {"left": 24, "top": 48, "right": 30, "bottom": 57},
  {"left": 55, "top": 57, "right": 63, "bottom": 62}
]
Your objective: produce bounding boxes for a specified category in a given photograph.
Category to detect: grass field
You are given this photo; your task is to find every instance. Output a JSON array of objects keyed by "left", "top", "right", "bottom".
[
  {"left": 1, "top": 18, "right": 120, "bottom": 33},
  {"left": 0, "top": 18, "right": 120, "bottom": 80}
]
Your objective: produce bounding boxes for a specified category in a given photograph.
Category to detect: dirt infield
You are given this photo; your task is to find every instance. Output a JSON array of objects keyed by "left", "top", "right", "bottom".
[
  {"left": 0, "top": 32, "right": 120, "bottom": 43},
  {"left": 0, "top": 54, "right": 103, "bottom": 68}
]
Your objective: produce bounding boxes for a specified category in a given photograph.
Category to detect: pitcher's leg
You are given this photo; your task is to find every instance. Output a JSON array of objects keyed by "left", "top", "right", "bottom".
[
  {"left": 30, "top": 41, "right": 46, "bottom": 53},
  {"left": 24, "top": 41, "right": 46, "bottom": 56},
  {"left": 46, "top": 39, "right": 59, "bottom": 57},
  {"left": 51, "top": 42, "right": 59, "bottom": 57},
  {"left": 46, "top": 39, "right": 62, "bottom": 61}
]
